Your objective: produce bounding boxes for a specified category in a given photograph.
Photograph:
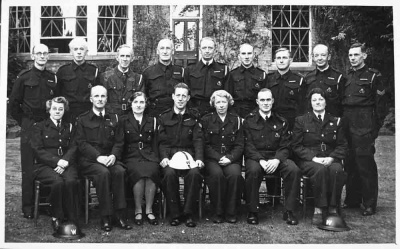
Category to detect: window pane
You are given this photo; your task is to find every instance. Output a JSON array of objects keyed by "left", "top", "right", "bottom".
[
  {"left": 186, "top": 22, "right": 197, "bottom": 51},
  {"left": 174, "top": 21, "right": 184, "bottom": 51},
  {"left": 9, "top": 6, "right": 31, "bottom": 53},
  {"left": 97, "top": 5, "right": 127, "bottom": 52}
]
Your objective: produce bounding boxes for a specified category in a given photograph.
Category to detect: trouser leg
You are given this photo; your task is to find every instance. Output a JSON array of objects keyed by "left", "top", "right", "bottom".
[
  {"left": 298, "top": 161, "right": 329, "bottom": 208},
  {"left": 183, "top": 168, "right": 203, "bottom": 216},
  {"left": 278, "top": 159, "right": 301, "bottom": 211},
  {"left": 161, "top": 167, "right": 181, "bottom": 218},
  {"left": 20, "top": 117, "right": 35, "bottom": 214},
  {"left": 245, "top": 159, "right": 263, "bottom": 213}
]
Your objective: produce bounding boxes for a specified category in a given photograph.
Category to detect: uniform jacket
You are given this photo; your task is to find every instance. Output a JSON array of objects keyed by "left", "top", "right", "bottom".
[
  {"left": 56, "top": 61, "right": 99, "bottom": 108},
  {"left": 266, "top": 70, "right": 306, "bottom": 118},
  {"left": 100, "top": 67, "right": 143, "bottom": 114},
  {"left": 227, "top": 65, "right": 267, "bottom": 101},
  {"left": 119, "top": 113, "right": 159, "bottom": 163},
  {"left": 31, "top": 118, "right": 76, "bottom": 168},
  {"left": 158, "top": 108, "right": 204, "bottom": 161},
  {"left": 9, "top": 67, "right": 57, "bottom": 124},
  {"left": 304, "top": 66, "right": 346, "bottom": 117},
  {"left": 243, "top": 110, "right": 291, "bottom": 162},
  {"left": 201, "top": 112, "right": 244, "bottom": 164},
  {"left": 291, "top": 112, "right": 348, "bottom": 161},
  {"left": 184, "top": 60, "right": 229, "bottom": 100},
  {"left": 75, "top": 109, "right": 123, "bottom": 161},
  {"left": 142, "top": 62, "right": 184, "bottom": 102}
]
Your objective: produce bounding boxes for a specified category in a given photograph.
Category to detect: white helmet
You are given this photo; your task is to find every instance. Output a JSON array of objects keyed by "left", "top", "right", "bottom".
[{"left": 169, "top": 151, "right": 198, "bottom": 170}]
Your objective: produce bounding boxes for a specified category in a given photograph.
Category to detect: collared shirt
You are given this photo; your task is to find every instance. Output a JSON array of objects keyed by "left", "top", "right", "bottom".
[
  {"left": 50, "top": 117, "right": 61, "bottom": 127},
  {"left": 202, "top": 58, "right": 214, "bottom": 66},
  {"left": 92, "top": 108, "right": 105, "bottom": 117},
  {"left": 317, "top": 65, "right": 329, "bottom": 72},
  {"left": 259, "top": 110, "right": 271, "bottom": 120},
  {"left": 313, "top": 111, "right": 325, "bottom": 121}
]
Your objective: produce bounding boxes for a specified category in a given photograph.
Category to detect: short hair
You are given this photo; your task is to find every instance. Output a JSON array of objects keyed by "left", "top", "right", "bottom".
[
  {"left": 257, "top": 88, "right": 273, "bottom": 99},
  {"left": 307, "top": 87, "right": 326, "bottom": 100},
  {"left": 90, "top": 85, "right": 107, "bottom": 96},
  {"left": 157, "top": 38, "right": 174, "bottom": 49},
  {"left": 31, "top": 44, "right": 49, "bottom": 54},
  {"left": 174, "top": 83, "right": 190, "bottom": 95},
  {"left": 127, "top": 91, "right": 148, "bottom": 107},
  {"left": 239, "top": 43, "right": 254, "bottom": 52},
  {"left": 69, "top": 37, "right": 88, "bottom": 51},
  {"left": 46, "top": 96, "right": 69, "bottom": 113},
  {"left": 209, "top": 90, "right": 234, "bottom": 107},
  {"left": 350, "top": 42, "right": 366, "bottom": 53},
  {"left": 200, "top": 37, "right": 215, "bottom": 47},
  {"left": 116, "top": 44, "right": 134, "bottom": 56},
  {"left": 313, "top": 44, "right": 330, "bottom": 55},
  {"left": 274, "top": 47, "right": 291, "bottom": 58}
]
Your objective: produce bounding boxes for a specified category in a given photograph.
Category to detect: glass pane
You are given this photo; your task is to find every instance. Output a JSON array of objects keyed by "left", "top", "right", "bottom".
[
  {"left": 77, "top": 6, "right": 87, "bottom": 17},
  {"left": 186, "top": 21, "right": 197, "bottom": 51},
  {"left": 76, "top": 19, "right": 87, "bottom": 36},
  {"left": 174, "top": 21, "right": 184, "bottom": 51},
  {"left": 172, "top": 5, "right": 200, "bottom": 17}
]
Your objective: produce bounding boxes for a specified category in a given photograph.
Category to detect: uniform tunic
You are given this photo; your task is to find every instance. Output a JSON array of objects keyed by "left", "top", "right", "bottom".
[
  {"left": 266, "top": 70, "right": 306, "bottom": 130},
  {"left": 304, "top": 66, "right": 346, "bottom": 117},
  {"left": 31, "top": 118, "right": 79, "bottom": 222},
  {"left": 227, "top": 65, "right": 267, "bottom": 118},
  {"left": 243, "top": 110, "right": 301, "bottom": 213},
  {"left": 100, "top": 67, "right": 143, "bottom": 116},
  {"left": 158, "top": 108, "right": 204, "bottom": 218},
  {"left": 342, "top": 65, "right": 385, "bottom": 209},
  {"left": 184, "top": 60, "right": 229, "bottom": 116},
  {"left": 142, "top": 62, "right": 184, "bottom": 117},
  {"left": 201, "top": 112, "right": 244, "bottom": 216},
  {"left": 292, "top": 112, "right": 348, "bottom": 208},
  {"left": 9, "top": 66, "right": 57, "bottom": 215},
  {"left": 75, "top": 109, "right": 126, "bottom": 216},
  {"left": 56, "top": 62, "right": 99, "bottom": 123},
  {"left": 119, "top": 113, "right": 160, "bottom": 186}
]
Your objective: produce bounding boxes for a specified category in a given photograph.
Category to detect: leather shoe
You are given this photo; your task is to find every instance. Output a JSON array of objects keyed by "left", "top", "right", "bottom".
[
  {"left": 362, "top": 207, "right": 376, "bottom": 216},
  {"left": 170, "top": 218, "right": 180, "bottom": 226},
  {"left": 283, "top": 211, "right": 298, "bottom": 225},
  {"left": 312, "top": 209, "right": 328, "bottom": 225},
  {"left": 247, "top": 212, "right": 259, "bottom": 225},
  {"left": 134, "top": 213, "right": 143, "bottom": 226},
  {"left": 101, "top": 217, "right": 112, "bottom": 232},
  {"left": 213, "top": 215, "right": 224, "bottom": 224},
  {"left": 185, "top": 216, "right": 196, "bottom": 227},
  {"left": 146, "top": 213, "right": 159, "bottom": 225},
  {"left": 225, "top": 215, "right": 237, "bottom": 224},
  {"left": 115, "top": 217, "right": 132, "bottom": 230},
  {"left": 51, "top": 218, "right": 60, "bottom": 232},
  {"left": 23, "top": 213, "right": 34, "bottom": 219}
]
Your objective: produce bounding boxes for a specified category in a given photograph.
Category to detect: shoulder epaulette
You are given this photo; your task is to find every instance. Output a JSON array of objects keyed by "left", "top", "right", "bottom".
[
  {"left": 57, "top": 62, "right": 72, "bottom": 70},
  {"left": 78, "top": 110, "right": 90, "bottom": 117},
  {"left": 142, "top": 64, "right": 154, "bottom": 73},
  {"left": 17, "top": 68, "right": 32, "bottom": 78},
  {"left": 305, "top": 70, "right": 316, "bottom": 77},
  {"left": 160, "top": 108, "right": 172, "bottom": 116},
  {"left": 368, "top": 67, "right": 382, "bottom": 76},
  {"left": 230, "top": 66, "right": 240, "bottom": 72}
]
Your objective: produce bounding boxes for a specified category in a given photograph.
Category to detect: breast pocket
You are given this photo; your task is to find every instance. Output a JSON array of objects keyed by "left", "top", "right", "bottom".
[
  {"left": 147, "top": 73, "right": 164, "bottom": 92},
  {"left": 354, "top": 79, "right": 372, "bottom": 97},
  {"left": 232, "top": 75, "right": 245, "bottom": 91},
  {"left": 182, "top": 119, "right": 197, "bottom": 141},
  {"left": 324, "top": 78, "right": 339, "bottom": 98},
  {"left": 104, "top": 121, "right": 117, "bottom": 140},
  {"left": 302, "top": 126, "right": 318, "bottom": 146},
  {"left": 323, "top": 126, "right": 338, "bottom": 143},
  {"left": 211, "top": 72, "right": 224, "bottom": 90},
  {"left": 206, "top": 128, "right": 220, "bottom": 145},
  {"left": 284, "top": 82, "right": 300, "bottom": 100},
  {"left": 85, "top": 123, "right": 100, "bottom": 142},
  {"left": 189, "top": 72, "right": 204, "bottom": 90},
  {"left": 250, "top": 74, "right": 264, "bottom": 91},
  {"left": 247, "top": 123, "right": 264, "bottom": 145},
  {"left": 61, "top": 75, "right": 78, "bottom": 93},
  {"left": 23, "top": 81, "right": 40, "bottom": 103},
  {"left": 42, "top": 131, "right": 58, "bottom": 148}
]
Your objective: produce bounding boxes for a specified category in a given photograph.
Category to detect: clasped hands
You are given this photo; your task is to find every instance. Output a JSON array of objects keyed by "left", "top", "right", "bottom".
[
  {"left": 54, "top": 159, "right": 69, "bottom": 174},
  {"left": 97, "top": 155, "right": 116, "bottom": 167},
  {"left": 312, "top": 156, "right": 334, "bottom": 166},
  {"left": 259, "top": 159, "right": 280, "bottom": 174}
]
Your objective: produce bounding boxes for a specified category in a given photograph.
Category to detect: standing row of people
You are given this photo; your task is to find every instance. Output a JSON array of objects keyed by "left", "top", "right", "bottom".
[{"left": 9, "top": 36, "right": 385, "bottom": 232}]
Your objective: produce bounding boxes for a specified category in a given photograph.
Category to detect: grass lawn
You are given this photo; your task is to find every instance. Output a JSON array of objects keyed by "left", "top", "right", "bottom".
[{"left": 4, "top": 136, "right": 396, "bottom": 244}]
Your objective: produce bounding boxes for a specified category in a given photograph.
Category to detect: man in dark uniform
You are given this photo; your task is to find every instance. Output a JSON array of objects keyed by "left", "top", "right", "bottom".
[
  {"left": 158, "top": 83, "right": 204, "bottom": 227},
  {"left": 243, "top": 88, "right": 301, "bottom": 225},
  {"left": 31, "top": 97, "right": 79, "bottom": 231},
  {"left": 342, "top": 43, "right": 386, "bottom": 216},
  {"left": 184, "top": 37, "right": 229, "bottom": 116},
  {"left": 142, "top": 38, "right": 184, "bottom": 117},
  {"left": 227, "top": 43, "right": 267, "bottom": 118},
  {"left": 9, "top": 43, "right": 57, "bottom": 219},
  {"left": 56, "top": 37, "right": 100, "bottom": 123},
  {"left": 304, "top": 44, "right": 346, "bottom": 117},
  {"left": 75, "top": 85, "right": 132, "bottom": 231},
  {"left": 266, "top": 47, "right": 306, "bottom": 131},
  {"left": 100, "top": 44, "right": 143, "bottom": 117}
]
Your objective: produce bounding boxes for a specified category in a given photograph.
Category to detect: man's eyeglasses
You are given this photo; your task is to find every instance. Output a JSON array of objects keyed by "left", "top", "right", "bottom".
[{"left": 34, "top": 52, "right": 49, "bottom": 57}]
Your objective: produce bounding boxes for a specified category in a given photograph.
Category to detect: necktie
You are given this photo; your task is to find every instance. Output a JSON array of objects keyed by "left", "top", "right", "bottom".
[
  {"left": 56, "top": 120, "right": 61, "bottom": 130},
  {"left": 318, "top": 114, "right": 322, "bottom": 123}
]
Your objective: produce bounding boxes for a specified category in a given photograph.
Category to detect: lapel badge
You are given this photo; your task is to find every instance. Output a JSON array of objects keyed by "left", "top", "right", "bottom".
[
  {"left": 273, "top": 125, "right": 276, "bottom": 129},
  {"left": 330, "top": 122, "right": 333, "bottom": 126},
  {"left": 333, "top": 135, "right": 336, "bottom": 140},
  {"left": 359, "top": 88, "right": 365, "bottom": 94},
  {"left": 188, "top": 129, "right": 193, "bottom": 134},
  {"left": 289, "top": 90, "right": 294, "bottom": 95},
  {"left": 110, "top": 130, "right": 114, "bottom": 136},
  {"left": 217, "top": 81, "right": 222, "bottom": 87},
  {"left": 326, "top": 87, "right": 332, "bottom": 93},
  {"left": 88, "top": 83, "right": 92, "bottom": 88},
  {"left": 50, "top": 90, "right": 54, "bottom": 95},
  {"left": 275, "top": 133, "right": 280, "bottom": 138},
  {"left": 255, "top": 83, "right": 260, "bottom": 88}
]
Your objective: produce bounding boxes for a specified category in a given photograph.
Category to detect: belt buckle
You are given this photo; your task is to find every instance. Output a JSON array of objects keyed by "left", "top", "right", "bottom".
[
  {"left": 321, "top": 143, "right": 326, "bottom": 152},
  {"left": 221, "top": 145, "right": 226, "bottom": 154},
  {"left": 138, "top": 141, "right": 143, "bottom": 150},
  {"left": 58, "top": 147, "right": 63, "bottom": 156},
  {"left": 122, "top": 104, "right": 127, "bottom": 110}
]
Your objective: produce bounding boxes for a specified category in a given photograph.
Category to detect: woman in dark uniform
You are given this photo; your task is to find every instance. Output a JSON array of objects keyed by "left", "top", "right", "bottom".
[
  {"left": 31, "top": 96, "right": 79, "bottom": 231},
  {"left": 201, "top": 90, "right": 244, "bottom": 223},
  {"left": 292, "top": 87, "right": 348, "bottom": 226},
  {"left": 120, "top": 92, "right": 160, "bottom": 225}
]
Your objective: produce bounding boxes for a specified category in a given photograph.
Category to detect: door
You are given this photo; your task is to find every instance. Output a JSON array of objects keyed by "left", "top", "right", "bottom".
[{"left": 172, "top": 19, "right": 199, "bottom": 67}]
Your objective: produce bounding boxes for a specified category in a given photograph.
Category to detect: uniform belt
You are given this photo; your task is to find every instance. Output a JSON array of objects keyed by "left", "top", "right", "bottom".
[
  {"left": 109, "top": 103, "right": 130, "bottom": 111},
  {"left": 128, "top": 142, "right": 145, "bottom": 150}
]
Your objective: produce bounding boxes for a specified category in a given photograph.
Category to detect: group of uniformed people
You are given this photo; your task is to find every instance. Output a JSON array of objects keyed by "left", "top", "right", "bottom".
[{"left": 9, "top": 36, "right": 385, "bottom": 233}]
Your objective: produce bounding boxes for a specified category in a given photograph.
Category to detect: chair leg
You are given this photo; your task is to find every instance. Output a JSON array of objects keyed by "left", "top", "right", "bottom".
[
  {"left": 199, "top": 182, "right": 204, "bottom": 219},
  {"left": 34, "top": 181, "right": 40, "bottom": 227},
  {"left": 85, "top": 178, "right": 89, "bottom": 224},
  {"left": 162, "top": 192, "right": 167, "bottom": 220},
  {"left": 158, "top": 188, "right": 163, "bottom": 220},
  {"left": 302, "top": 178, "right": 307, "bottom": 220}
]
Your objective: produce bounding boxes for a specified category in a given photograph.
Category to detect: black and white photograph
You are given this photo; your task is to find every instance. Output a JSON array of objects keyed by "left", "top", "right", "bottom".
[{"left": 1, "top": 0, "right": 397, "bottom": 246}]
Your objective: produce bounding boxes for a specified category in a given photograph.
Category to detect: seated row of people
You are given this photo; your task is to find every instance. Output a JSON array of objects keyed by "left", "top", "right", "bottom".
[{"left": 30, "top": 84, "right": 347, "bottom": 234}]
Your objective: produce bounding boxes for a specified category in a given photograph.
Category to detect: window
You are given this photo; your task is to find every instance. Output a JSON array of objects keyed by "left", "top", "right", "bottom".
[
  {"left": 40, "top": 5, "right": 87, "bottom": 53},
  {"left": 271, "top": 5, "right": 310, "bottom": 63},
  {"left": 9, "top": 6, "right": 31, "bottom": 53},
  {"left": 97, "top": 5, "right": 128, "bottom": 52}
]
